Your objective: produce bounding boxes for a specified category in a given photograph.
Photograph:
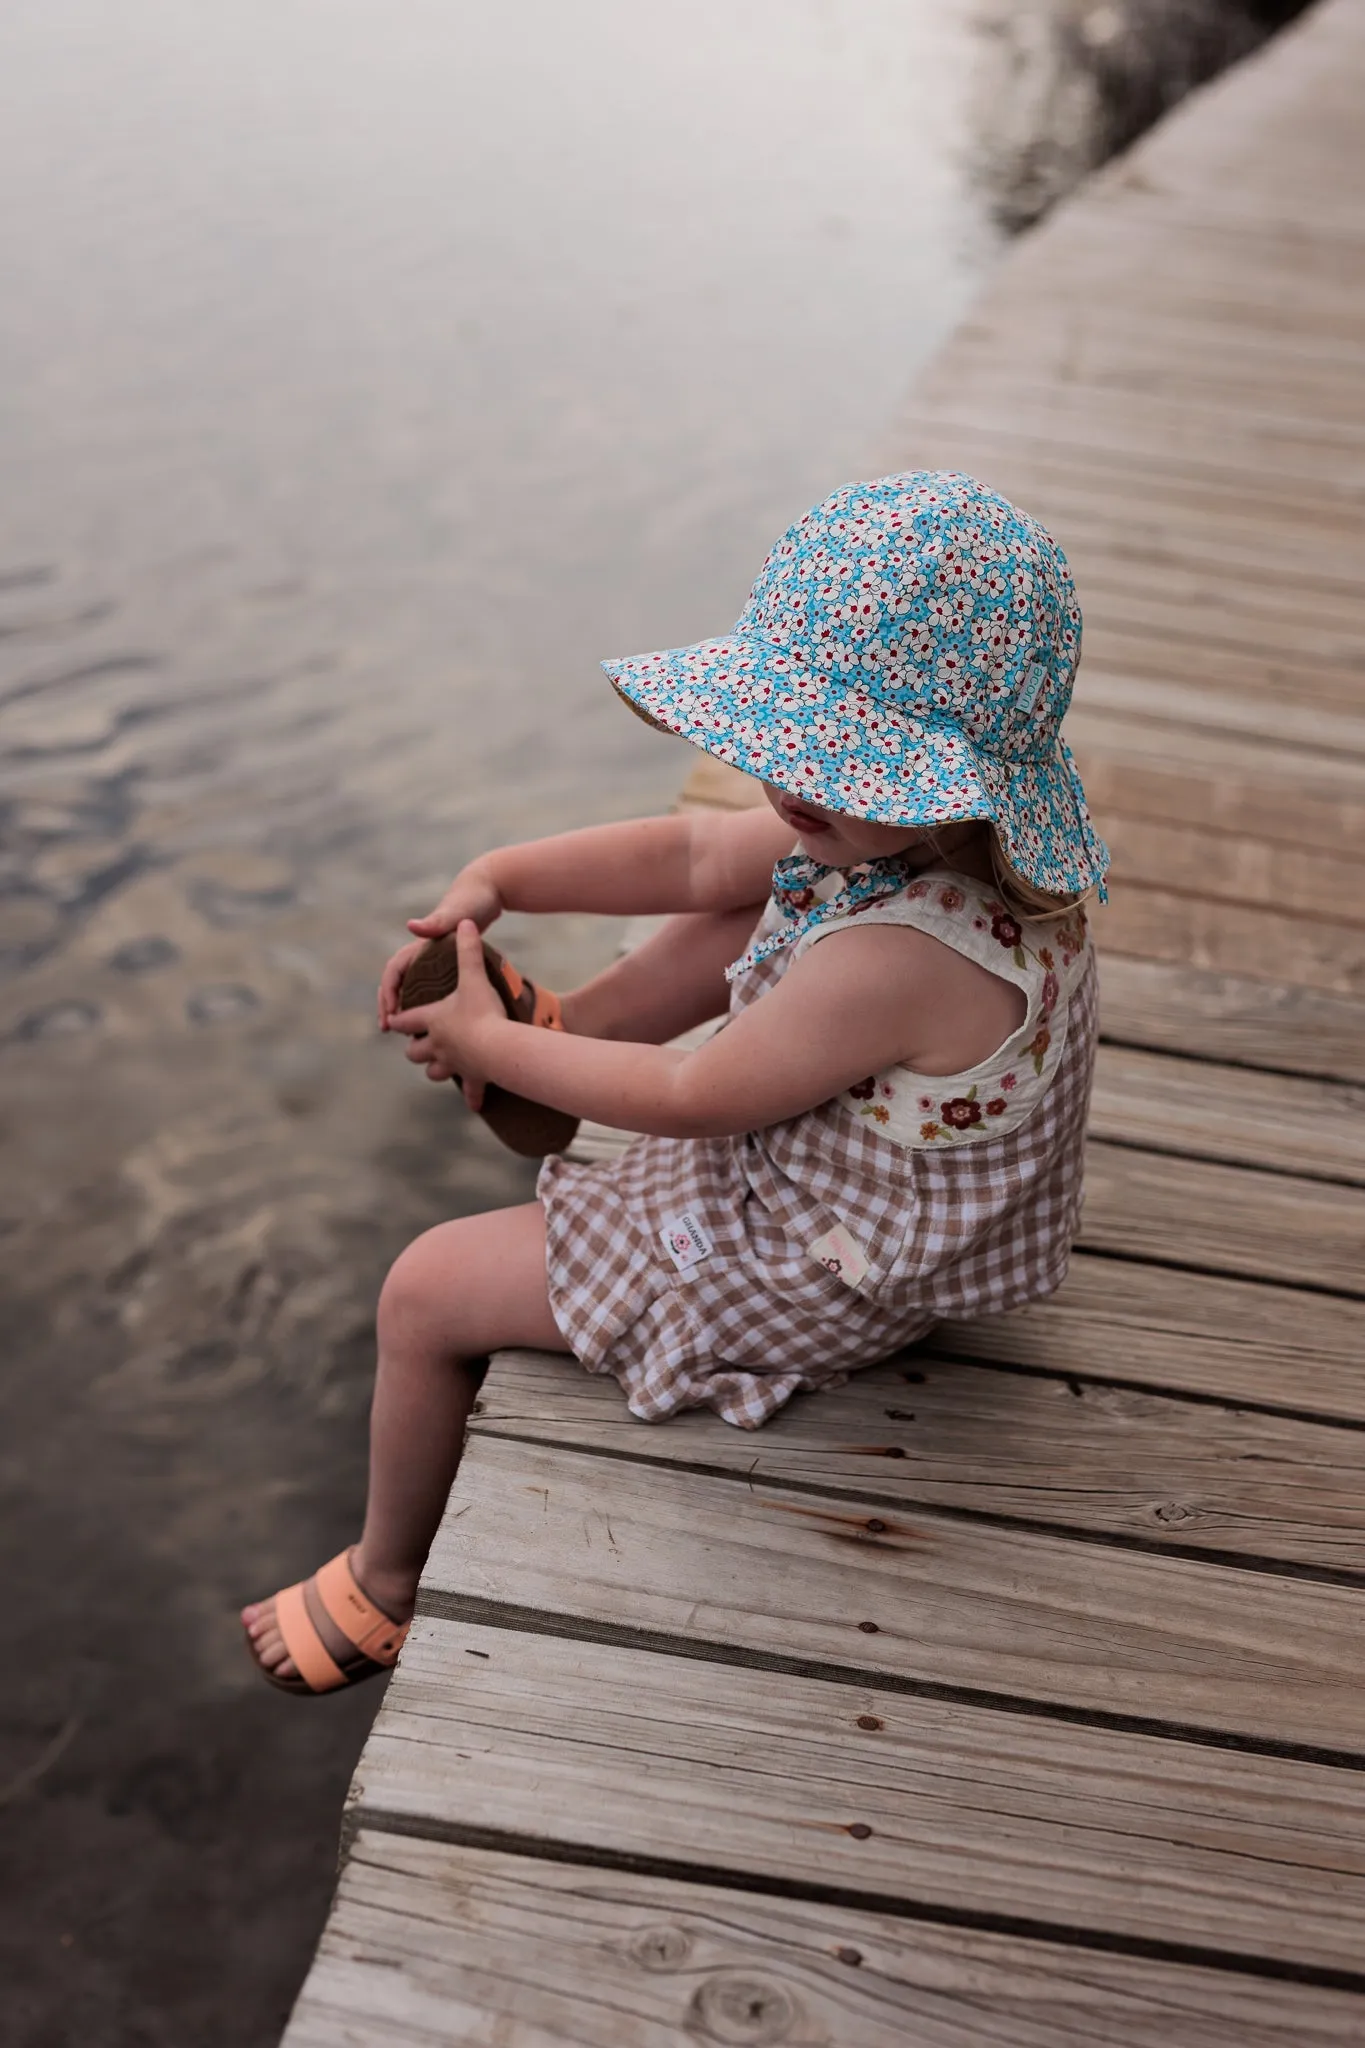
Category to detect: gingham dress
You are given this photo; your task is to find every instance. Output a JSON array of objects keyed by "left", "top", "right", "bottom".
[{"left": 539, "top": 869, "right": 1097, "bottom": 1430}]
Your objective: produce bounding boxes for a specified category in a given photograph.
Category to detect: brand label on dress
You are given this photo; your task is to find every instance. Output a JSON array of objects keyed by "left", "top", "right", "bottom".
[
  {"left": 809, "top": 1222, "right": 869, "bottom": 1288},
  {"left": 660, "top": 1211, "right": 714, "bottom": 1271}
]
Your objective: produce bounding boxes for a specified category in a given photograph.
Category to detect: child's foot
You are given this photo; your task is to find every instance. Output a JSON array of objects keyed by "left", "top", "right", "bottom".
[
  {"left": 241, "top": 1549, "right": 415, "bottom": 1695},
  {"left": 398, "top": 936, "right": 580, "bottom": 1159}
]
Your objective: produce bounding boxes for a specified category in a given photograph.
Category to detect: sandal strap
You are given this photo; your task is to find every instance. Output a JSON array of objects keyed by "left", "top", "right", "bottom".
[
  {"left": 487, "top": 947, "right": 564, "bottom": 1033},
  {"left": 275, "top": 1580, "right": 348, "bottom": 1693},
  {"left": 313, "top": 1552, "right": 410, "bottom": 1667}
]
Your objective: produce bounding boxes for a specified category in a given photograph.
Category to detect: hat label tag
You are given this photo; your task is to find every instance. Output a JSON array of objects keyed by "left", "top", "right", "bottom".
[
  {"left": 809, "top": 1221, "right": 869, "bottom": 1288},
  {"left": 660, "top": 1211, "right": 714, "bottom": 1270},
  {"left": 1017, "top": 661, "right": 1049, "bottom": 715}
]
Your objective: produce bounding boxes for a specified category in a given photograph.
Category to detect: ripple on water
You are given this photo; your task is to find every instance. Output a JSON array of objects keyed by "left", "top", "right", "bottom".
[
  {"left": 15, "top": 999, "right": 102, "bottom": 1041},
  {"left": 108, "top": 935, "right": 180, "bottom": 974},
  {"left": 185, "top": 984, "right": 261, "bottom": 1026}
]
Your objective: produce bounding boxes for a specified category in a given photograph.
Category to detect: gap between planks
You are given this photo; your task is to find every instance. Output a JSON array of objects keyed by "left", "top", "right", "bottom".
[
  {"left": 475, "top": 1346, "right": 1365, "bottom": 1572},
  {"left": 282, "top": 1831, "right": 1365, "bottom": 2048},
  {"left": 350, "top": 1615, "right": 1365, "bottom": 1982},
  {"left": 426, "top": 1428, "right": 1365, "bottom": 1756}
]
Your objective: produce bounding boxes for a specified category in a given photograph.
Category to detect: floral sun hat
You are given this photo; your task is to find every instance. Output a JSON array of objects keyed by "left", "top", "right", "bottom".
[{"left": 603, "top": 470, "right": 1109, "bottom": 899}]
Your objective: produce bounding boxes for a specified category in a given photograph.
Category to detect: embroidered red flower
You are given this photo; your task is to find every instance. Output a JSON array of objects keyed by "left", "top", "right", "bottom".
[
  {"left": 941, "top": 1097, "right": 982, "bottom": 1129},
  {"left": 938, "top": 886, "right": 965, "bottom": 913},
  {"left": 1029, "top": 1026, "right": 1051, "bottom": 1058},
  {"left": 848, "top": 1077, "right": 877, "bottom": 1100},
  {"left": 991, "top": 910, "right": 1022, "bottom": 948},
  {"left": 1041, "top": 970, "right": 1059, "bottom": 1013},
  {"left": 1038, "top": 946, "right": 1054, "bottom": 970},
  {"left": 1000, "top": 1071, "right": 1017, "bottom": 1090},
  {"left": 986, "top": 1098, "right": 1007, "bottom": 1116}
]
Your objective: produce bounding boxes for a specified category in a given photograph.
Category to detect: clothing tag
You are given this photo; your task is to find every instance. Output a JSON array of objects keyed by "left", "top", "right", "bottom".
[
  {"left": 660, "top": 1211, "right": 714, "bottom": 1271},
  {"left": 1016, "top": 660, "right": 1049, "bottom": 715},
  {"left": 808, "top": 1222, "right": 869, "bottom": 1289}
]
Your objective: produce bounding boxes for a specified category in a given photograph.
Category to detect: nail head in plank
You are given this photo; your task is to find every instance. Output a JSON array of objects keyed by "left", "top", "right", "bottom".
[
  {"left": 283, "top": 1831, "right": 1365, "bottom": 2048},
  {"left": 476, "top": 1350, "right": 1365, "bottom": 1573},
  {"left": 427, "top": 1433, "right": 1365, "bottom": 1752},
  {"left": 353, "top": 1618, "right": 1365, "bottom": 1976}
]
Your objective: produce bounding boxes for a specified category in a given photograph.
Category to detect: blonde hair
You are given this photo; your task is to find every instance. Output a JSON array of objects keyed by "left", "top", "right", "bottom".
[{"left": 922, "top": 822, "right": 1093, "bottom": 923}]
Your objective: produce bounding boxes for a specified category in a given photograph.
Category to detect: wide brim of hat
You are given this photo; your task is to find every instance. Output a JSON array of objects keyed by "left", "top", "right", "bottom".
[{"left": 604, "top": 639, "right": 1110, "bottom": 900}]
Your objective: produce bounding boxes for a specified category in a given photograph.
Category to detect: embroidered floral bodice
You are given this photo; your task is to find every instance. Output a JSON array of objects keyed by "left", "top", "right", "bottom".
[{"left": 757, "top": 865, "right": 1091, "bottom": 1150}]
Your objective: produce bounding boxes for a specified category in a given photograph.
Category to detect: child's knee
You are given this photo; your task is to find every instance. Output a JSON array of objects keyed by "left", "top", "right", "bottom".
[{"left": 377, "top": 1230, "right": 454, "bottom": 1350}]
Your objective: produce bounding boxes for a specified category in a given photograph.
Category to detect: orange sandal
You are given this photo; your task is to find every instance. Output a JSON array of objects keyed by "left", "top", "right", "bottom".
[
  {"left": 250, "top": 1550, "right": 410, "bottom": 1696},
  {"left": 398, "top": 936, "right": 580, "bottom": 1159}
]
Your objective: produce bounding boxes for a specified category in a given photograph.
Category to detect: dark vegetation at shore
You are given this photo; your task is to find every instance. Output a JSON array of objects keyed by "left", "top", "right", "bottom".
[{"left": 977, "top": 0, "right": 1315, "bottom": 229}]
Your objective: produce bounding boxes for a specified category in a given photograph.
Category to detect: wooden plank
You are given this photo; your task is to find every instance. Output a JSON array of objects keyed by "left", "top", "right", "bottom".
[
  {"left": 284, "top": 1831, "right": 1365, "bottom": 2048},
  {"left": 890, "top": 412, "right": 1364, "bottom": 565},
  {"left": 939, "top": 1253, "right": 1365, "bottom": 1421},
  {"left": 356, "top": 1618, "right": 1365, "bottom": 1975},
  {"left": 897, "top": 378, "right": 1365, "bottom": 493},
  {"left": 1089, "top": 1045, "right": 1365, "bottom": 1185},
  {"left": 431, "top": 1433, "right": 1365, "bottom": 1750},
  {"left": 1097, "top": 955, "right": 1365, "bottom": 1083},
  {"left": 1093, "top": 882, "right": 1365, "bottom": 998},
  {"left": 1101, "top": 817, "right": 1365, "bottom": 925},
  {"left": 477, "top": 1349, "right": 1365, "bottom": 1573},
  {"left": 1080, "top": 1139, "right": 1365, "bottom": 1294},
  {"left": 1067, "top": 713, "right": 1365, "bottom": 863}
]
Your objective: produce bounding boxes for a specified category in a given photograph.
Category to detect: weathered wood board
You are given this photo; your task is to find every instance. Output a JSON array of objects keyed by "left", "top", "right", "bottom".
[
  {"left": 286, "top": 1833, "right": 1365, "bottom": 2048},
  {"left": 478, "top": 1348, "right": 1365, "bottom": 1571},
  {"left": 356, "top": 1619, "right": 1365, "bottom": 1976},
  {"left": 284, "top": 4, "right": 1365, "bottom": 2039}
]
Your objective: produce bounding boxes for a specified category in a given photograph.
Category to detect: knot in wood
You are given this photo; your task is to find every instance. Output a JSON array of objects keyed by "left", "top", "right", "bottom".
[
  {"left": 630, "top": 1924, "right": 691, "bottom": 1971},
  {"left": 690, "top": 1971, "right": 798, "bottom": 2043}
]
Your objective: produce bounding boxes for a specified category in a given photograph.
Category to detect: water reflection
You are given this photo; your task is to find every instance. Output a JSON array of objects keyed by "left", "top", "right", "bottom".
[{"left": 0, "top": 2, "right": 995, "bottom": 2035}]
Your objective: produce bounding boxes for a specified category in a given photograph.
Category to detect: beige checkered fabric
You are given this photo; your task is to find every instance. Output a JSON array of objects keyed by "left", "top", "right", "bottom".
[{"left": 540, "top": 894, "right": 1097, "bottom": 1431}]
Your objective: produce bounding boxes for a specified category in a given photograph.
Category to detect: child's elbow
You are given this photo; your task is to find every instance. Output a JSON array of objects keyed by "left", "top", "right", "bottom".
[{"left": 659, "top": 1073, "right": 757, "bottom": 1141}]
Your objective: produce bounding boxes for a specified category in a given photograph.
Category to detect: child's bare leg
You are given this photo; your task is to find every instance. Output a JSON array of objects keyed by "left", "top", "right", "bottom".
[
  {"left": 562, "top": 903, "right": 763, "bottom": 1046},
  {"left": 243, "top": 1201, "right": 566, "bottom": 1682}
]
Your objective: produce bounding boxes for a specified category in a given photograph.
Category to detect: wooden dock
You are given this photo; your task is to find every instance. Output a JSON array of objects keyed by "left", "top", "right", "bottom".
[{"left": 285, "top": 4, "right": 1365, "bottom": 2040}]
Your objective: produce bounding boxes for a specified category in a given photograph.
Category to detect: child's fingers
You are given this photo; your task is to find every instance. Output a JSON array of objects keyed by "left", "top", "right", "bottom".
[
  {"left": 378, "top": 940, "right": 428, "bottom": 1029},
  {"left": 455, "top": 919, "right": 490, "bottom": 978},
  {"left": 387, "top": 1001, "right": 438, "bottom": 1037}
]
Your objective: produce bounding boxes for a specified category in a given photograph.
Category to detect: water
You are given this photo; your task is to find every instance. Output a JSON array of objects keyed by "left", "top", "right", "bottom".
[{"left": 0, "top": 4, "right": 998, "bottom": 2039}]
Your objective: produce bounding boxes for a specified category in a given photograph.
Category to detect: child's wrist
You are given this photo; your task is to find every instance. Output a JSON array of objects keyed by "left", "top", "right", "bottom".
[{"left": 457, "top": 855, "right": 505, "bottom": 923}]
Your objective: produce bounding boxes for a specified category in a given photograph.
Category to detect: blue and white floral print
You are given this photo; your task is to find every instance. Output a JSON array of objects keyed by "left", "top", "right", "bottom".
[
  {"left": 725, "top": 850, "right": 921, "bottom": 981},
  {"left": 603, "top": 471, "right": 1110, "bottom": 900}
]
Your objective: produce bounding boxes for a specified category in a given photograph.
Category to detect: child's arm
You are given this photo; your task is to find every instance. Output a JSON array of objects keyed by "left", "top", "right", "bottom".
[
  {"left": 379, "top": 805, "right": 790, "bottom": 1027},
  {"left": 391, "top": 917, "right": 1004, "bottom": 1136}
]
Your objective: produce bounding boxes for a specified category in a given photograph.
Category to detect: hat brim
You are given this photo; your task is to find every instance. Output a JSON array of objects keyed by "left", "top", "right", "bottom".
[{"left": 604, "top": 637, "right": 1109, "bottom": 900}]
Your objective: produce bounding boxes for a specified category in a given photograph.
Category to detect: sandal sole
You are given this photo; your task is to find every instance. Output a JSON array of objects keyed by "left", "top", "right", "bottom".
[{"left": 398, "top": 936, "right": 581, "bottom": 1159}]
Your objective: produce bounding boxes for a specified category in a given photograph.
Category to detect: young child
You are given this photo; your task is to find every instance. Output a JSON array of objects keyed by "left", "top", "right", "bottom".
[{"left": 243, "top": 470, "right": 1109, "bottom": 1694}]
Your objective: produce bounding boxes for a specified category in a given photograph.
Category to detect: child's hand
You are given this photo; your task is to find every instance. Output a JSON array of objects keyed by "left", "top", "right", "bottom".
[
  {"left": 388, "top": 922, "right": 508, "bottom": 1108},
  {"left": 377, "top": 863, "right": 503, "bottom": 1029}
]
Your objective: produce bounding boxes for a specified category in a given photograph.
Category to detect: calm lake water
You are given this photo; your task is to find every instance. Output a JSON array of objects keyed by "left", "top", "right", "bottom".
[{"left": 0, "top": 4, "right": 999, "bottom": 2039}]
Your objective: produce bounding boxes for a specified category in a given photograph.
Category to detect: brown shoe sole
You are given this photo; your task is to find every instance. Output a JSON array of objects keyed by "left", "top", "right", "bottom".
[{"left": 397, "top": 936, "right": 580, "bottom": 1160}]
